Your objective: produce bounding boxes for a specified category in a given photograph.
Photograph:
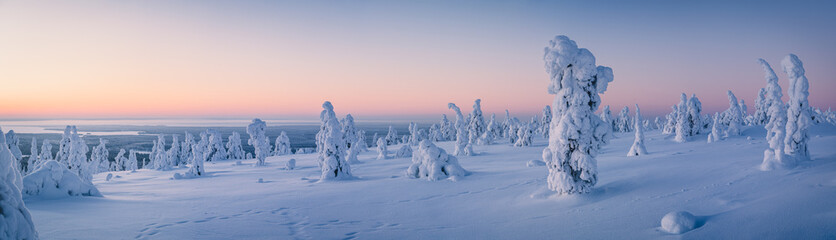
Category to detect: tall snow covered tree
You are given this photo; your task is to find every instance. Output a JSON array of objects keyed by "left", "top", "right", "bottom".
[
  {"left": 0, "top": 128, "right": 39, "bottom": 239},
  {"left": 628, "top": 104, "right": 647, "bottom": 156},
  {"left": 66, "top": 126, "right": 91, "bottom": 182},
  {"left": 707, "top": 112, "right": 723, "bottom": 143},
  {"left": 616, "top": 106, "right": 631, "bottom": 133},
  {"left": 541, "top": 35, "right": 613, "bottom": 194},
  {"left": 56, "top": 126, "right": 72, "bottom": 164},
  {"left": 206, "top": 129, "right": 227, "bottom": 162},
  {"left": 385, "top": 126, "right": 399, "bottom": 145},
  {"left": 4, "top": 131, "right": 22, "bottom": 163},
  {"left": 448, "top": 103, "right": 472, "bottom": 156},
  {"left": 168, "top": 135, "right": 181, "bottom": 166},
  {"left": 151, "top": 134, "right": 170, "bottom": 170},
  {"left": 407, "top": 122, "right": 419, "bottom": 146},
  {"left": 126, "top": 150, "right": 138, "bottom": 172},
  {"left": 186, "top": 131, "right": 209, "bottom": 177},
  {"left": 467, "top": 99, "right": 487, "bottom": 146},
  {"left": 406, "top": 140, "right": 467, "bottom": 181},
  {"left": 226, "top": 132, "right": 245, "bottom": 160},
  {"left": 247, "top": 119, "right": 271, "bottom": 167},
  {"left": 91, "top": 139, "right": 110, "bottom": 173},
  {"left": 662, "top": 105, "right": 678, "bottom": 134},
  {"left": 759, "top": 59, "right": 790, "bottom": 170},
  {"left": 27, "top": 137, "right": 38, "bottom": 174},
  {"left": 514, "top": 123, "right": 533, "bottom": 147},
  {"left": 180, "top": 132, "right": 194, "bottom": 167},
  {"left": 273, "top": 131, "right": 292, "bottom": 156},
  {"left": 687, "top": 94, "right": 703, "bottom": 135},
  {"left": 724, "top": 90, "right": 744, "bottom": 137},
  {"left": 753, "top": 88, "right": 769, "bottom": 125},
  {"left": 674, "top": 93, "right": 690, "bottom": 143},
  {"left": 341, "top": 114, "right": 359, "bottom": 149},
  {"left": 39, "top": 139, "right": 53, "bottom": 164},
  {"left": 502, "top": 110, "right": 512, "bottom": 138},
  {"left": 376, "top": 137, "right": 388, "bottom": 160},
  {"left": 316, "top": 102, "right": 352, "bottom": 180},
  {"left": 782, "top": 54, "right": 811, "bottom": 162},
  {"left": 541, "top": 105, "right": 553, "bottom": 138},
  {"left": 113, "top": 149, "right": 127, "bottom": 171}
]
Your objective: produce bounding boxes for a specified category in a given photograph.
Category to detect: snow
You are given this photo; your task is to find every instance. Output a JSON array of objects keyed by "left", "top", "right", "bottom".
[
  {"left": 0, "top": 128, "right": 38, "bottom": 240},
  {"left": 660, "top": 211, "right": 698, "bottom": 234},
  {"left": 20, "top": 124, "right": 836, "bottom": 239}
]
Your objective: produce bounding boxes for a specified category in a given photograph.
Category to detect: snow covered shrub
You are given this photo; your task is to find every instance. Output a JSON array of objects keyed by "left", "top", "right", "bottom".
[
  {"left": 753, "top": 88, "right": 769, "bottom": 125},
  {"left": 406, "top": 140, "right": 467, "bottom": 181},
  {"left": 286, "top": 159, "right": 296, "bottom": 170},
  {"left": 428, "top": 124, "right": 442, "bottom": 142},
  {"left": 226, "top": 132, "right": 245, "bottom": 160},
  {"left": 502, "top": 110, "right": 512, "bottom": 138},
  {"left": 66, "top": 127, "right": 91, "bottom": 182},
  {"left": 22, "top": 160, "right": 102, "bottom": 198},
  {"left": 346, "top": 140, "right": 361, "bottom": 164},
  {"left": 707, "top": 113, "right": 724, "bottom": 143},
  {"left": 316, "top": 102, "right": 352, "bottom": 180},
  {"left": 687, "top": 94, "right": 703, "bottom": 135},
  {"left": 395, "top": 145, "right": 413, "bottom": 158},
  {"left": 448, "top": 103, "right": 472, "bottom": 156},
  {"left": 273, "top": 131, "right": 292, "bottom": 156},
  {"left": 385, "top": 126, "right": 399, "bottom": 145},
  {"left": 113, "top": 149, "right": 127, "bottom": 171},
  {"left": 479, "top": 114, "right": 497, "bottom": 145},
  {"left": 355, "top": 130, "right": 368, "bottom": 152},
  {"left": 206, "top": 129, "right": 228, "bottom": 162},
  {"left": 628, "top": 105, "right": 647, "bottom": 156},
  {"left": 759, "top": 59, "right": 790, "bottom": 170},
  {"left": 247, "top": 119, "right": 271, "bottom": 167},
  {"left": 39, "top": 139, "right": 53, "bottom": 164},
  {"left": 0, "top": 128, "right": 39, "bottom": 239},
  {"left": 5, "top": 130, "right": 22, "bottom": 162},
  {"left": 468, "top": 99, "right": 487, "bottom": 146},
  {"left": 662, "top": 105, "right": 678, "bottom": 135},
  {"left": 407, "top": 122, "right": 419, "bottom": 146},
  {"left": 440, "top": 114, "right": 455, "bottom": 141},
  {"left": 661, "top": 211, "right": 697, "bottom": 234},
  {"left": 514, "top": 123, "right": 533, "bottom": 147},
  {"left": 185, "top": 131, "right": 209, "bottom": 177},
  {"left": 56, "top": 126, "right": 72, "bottom": 164},
  {"left": 541, "top": 35, "right": 613, "bottom": 194},
  {"left": 180, "top": 132, "right": 194, "bottom": 166},
  {"left": 600, "top": 105, "right": 615, "bottom": 132},
  {"left": 782, "top": 54, "right": 811, "bottom": 162},
  {"left": 376, "top": 137, "right": 388, "bottom": 160}
]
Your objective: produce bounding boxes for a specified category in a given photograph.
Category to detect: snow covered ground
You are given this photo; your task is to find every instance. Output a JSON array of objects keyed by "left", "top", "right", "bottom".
[{"left": 26, "top": 125, "right": 836, "bottom": 239}]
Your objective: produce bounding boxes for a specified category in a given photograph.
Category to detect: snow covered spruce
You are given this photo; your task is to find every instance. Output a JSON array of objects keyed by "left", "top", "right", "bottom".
[
  {"left": 627, "top": 104, "right": 647, "bottom": 156},
  {"left": 316, "top": 101, "right": 352, "bottom": 180},
  {"left": 247, "top": 119, "right": 271, "bottom": 167},
  {"left": 541, "top": 35, "right": 613, "bottom": 194}
]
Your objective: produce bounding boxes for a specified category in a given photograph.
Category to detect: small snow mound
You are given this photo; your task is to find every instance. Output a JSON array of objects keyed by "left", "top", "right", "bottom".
[
  {"left": 286, "top": 159, "right": 296, "bottom": 170},
  {"left": 661, "top": 211, "right": 697, "bottom": 234},
  {"left": 23, "top": 160, "right": 102, "bottom": 198},
  {"left": 257, "top": 178, "right": 264, "bottom": 183},
  {"left": 395, "top": 145, "right": 413, "bottom": 158},
  {"left": 106, "top": 173, "right": 113, "bottom": 181},
  {"left": 527, "top": 159, "right": 546, "bottom": 167}
]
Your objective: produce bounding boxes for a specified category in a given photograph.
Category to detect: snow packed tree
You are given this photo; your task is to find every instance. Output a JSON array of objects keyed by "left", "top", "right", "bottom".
[
  {"left": 151, "top": 134, "right": 171, "bottom": 170},
  {"left": 448, "top": 103, "right": 472, "bottom": 156},
  {"left": 759, "top": 58, "right": 790, "bottom": 170},
  {"left": 627, "top": 104, "right": 647, "bottom": 156},
  {"left": 782, "top": 54, "right": 811, "bottom": 162},
  {"left": 600, "top": 105, "right": 614, "bottom": 132},
  {"left": 113, "top": 149, "right": 127, "bottom": 171},
  {"left": 514, "top": 123, "right": 533, "bottom": 147},
  {"left": 395, "top": 145, "right": 413, "bottom": 158},
  {"left": 126, "top": 150, "right": 138, "bottom": 172},
  {"left": 480, "top": 114, "right": 497, "bottom": 145},
  {"left": 56, "top": 126, "right": 72, "bottom": 164},
  {"left": 753, "top": 88, "right": 769, "bottom": 125},
  {"left": 91, "top": 139, "right": 110, "bottom": 173},
  {"left": 168, "top": 135, "right": 181, "bottom": 166},
  {"left": 674, "top": 94, "right": 690, "bottom": 143},
  {"left": 616, "top": 106, "right": 631, "bottom": 133},
  {"left": 247, "top": 119, "right": 271, "bottom": 167},
  {"left": 5, "top": 130, "right": 22, "bottom": 162},
  {"left": 226, "top": 132, "right": 245, "bottom": 160},
  {"left": 707, "top": 112, "right": 723, "bottom": 143},
  {"left": 408, "top": 122, "right": 419, "bottom": 146},
  {"left": 502, "top": 110, "right": 512, "bottom": 138},
  {"left": 541, "top": 105, "right": 553, "bottom": 138},
  {"left": 66, "top": 126, "right": 91, "bottom": 182},
  {"left": 0, "top": 128, "right": 39, "bottom": 239},
  {"left": 355, "top": 130, "right": 368, "bottom": 152},
  {"left": 385, "top": 126, "right": 399, "bottom": 145},
  {"left": 468, "top": 99, "right": 487, "bottom": 146},
  {"left": 541, "top": 35, "right": 613, "bottom": 194},
  {"left": 723, "top": 91, "right": 744, "bottom": 137},
  {"left": 440, "top": 114, "right": 455, "bottom": 141},
  {"left": 376, "top": 137, "right": 388, "bottom": 160},
  {"left": 316, "top": 102, "right": 352, "bottom": 180},
  {"left": 406, "top": 140, "right": 467, "bottom": 181},
  {"left": 341, "top": 114, "right": 359, "bottom": 149},
  {"left": 39, "top": 139, "right": 53, "bottom": 164},
  {"left": 180, "top": 132, "right": 194, "bottom": 167},
  {"left": 26, "top": 137, "right": 38, "bottom": 174},
  {"left": 185, "top": 131, "right": 209, "bottom": 177},
  {"left": 663, "top": 105, "right": 678, "bottom": 134},
  {"left": 687, "top": 94, "right": 703, "bottom": 135},
  {"left": 273, "top": 131, "right": 292, "bottom": 156},
  {"left": 428, "top": 124, "right": 442, "bottom": 142},
  {"left": 206, "top": 129, "right": 228, "bottom": 162}
]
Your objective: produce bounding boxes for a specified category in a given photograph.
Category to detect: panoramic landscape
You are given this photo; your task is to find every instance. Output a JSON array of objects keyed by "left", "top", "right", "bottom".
[{"left": 2, "top": 1, "right": 836, "bottom": 239}]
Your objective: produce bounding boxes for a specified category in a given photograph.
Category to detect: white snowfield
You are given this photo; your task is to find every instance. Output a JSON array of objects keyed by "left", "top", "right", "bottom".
[{"left": 26, "top": 125, "right": 836, "bottom": 239}]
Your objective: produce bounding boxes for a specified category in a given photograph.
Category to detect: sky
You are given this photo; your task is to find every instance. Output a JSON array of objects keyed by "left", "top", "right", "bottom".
[{"left": 1, "top": 0, "right": 835, "bottom": 120}]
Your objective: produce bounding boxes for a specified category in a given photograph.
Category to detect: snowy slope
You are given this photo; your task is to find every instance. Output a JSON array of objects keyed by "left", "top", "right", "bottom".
[{"left": 26, "top": 125, "right": 836, "bottom": 239}]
